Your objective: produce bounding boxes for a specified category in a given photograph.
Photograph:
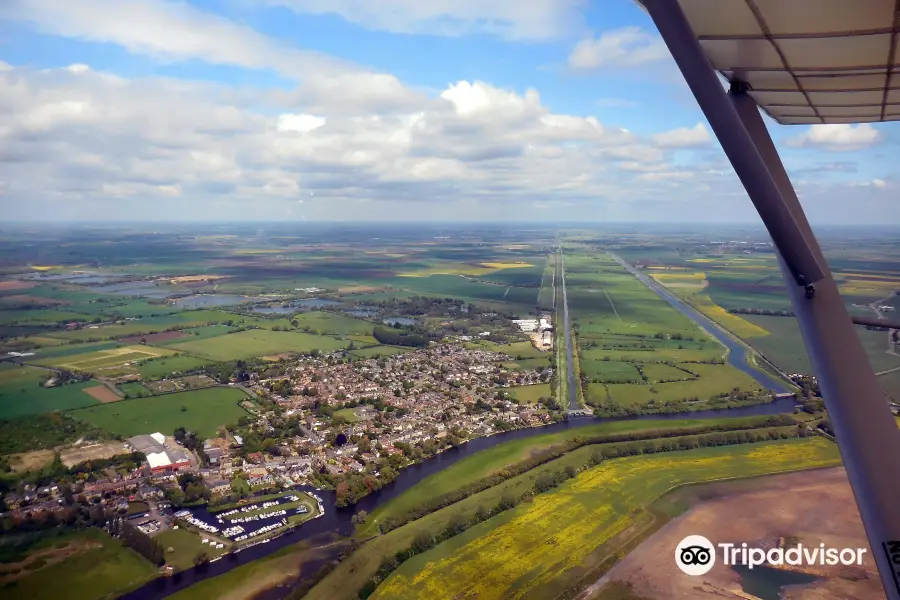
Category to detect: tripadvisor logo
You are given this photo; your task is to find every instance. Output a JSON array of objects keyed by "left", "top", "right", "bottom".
[
  {"left": 675, "top": 535, "right": 868, "bottom": 576},
  {"left": 676, "top": 535, "right": 716, "bottom": 576}
]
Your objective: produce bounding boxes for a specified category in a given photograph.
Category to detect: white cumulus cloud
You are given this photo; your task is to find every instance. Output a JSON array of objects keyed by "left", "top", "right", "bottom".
[
  {"left": 567, "top": 27, "right": 669, "bottom": 71},
  {"left": 786, "top": 124, "right": 883, "bottom": 151},
  {"left": 0, "top": 0, "right": 357, "bottom": 81},
  {"left": 652, "top": 123, "right": 711, "bottom": 148}
]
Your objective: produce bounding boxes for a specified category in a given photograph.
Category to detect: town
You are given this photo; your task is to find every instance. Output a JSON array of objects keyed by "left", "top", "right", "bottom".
[{"left": 1, "top": 340, "right": 557, "bottom": 558}]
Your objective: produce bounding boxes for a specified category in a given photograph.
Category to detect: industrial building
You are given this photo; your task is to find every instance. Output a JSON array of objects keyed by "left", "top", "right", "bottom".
[{"left": 126, "top": 432, "right": 192, "bottom": 474}]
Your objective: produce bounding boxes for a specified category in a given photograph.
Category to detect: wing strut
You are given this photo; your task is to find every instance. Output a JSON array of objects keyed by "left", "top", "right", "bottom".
[{"left": 640, "top": 1, "right": 900, "bottom": 597}]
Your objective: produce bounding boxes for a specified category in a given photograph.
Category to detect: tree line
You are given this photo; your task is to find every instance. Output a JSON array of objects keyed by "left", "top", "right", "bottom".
[
  {"left": 107, "top": 516, "right": 165, "bottom": 565},
  {"left": 372, "top": 326, "right": 430, "bottom": 347},
  {"left": 356, "top": 421, "right": 812, "bottom": 598},
  {"left": 372, "top": 415, "right": 797, "bottom": 533}
]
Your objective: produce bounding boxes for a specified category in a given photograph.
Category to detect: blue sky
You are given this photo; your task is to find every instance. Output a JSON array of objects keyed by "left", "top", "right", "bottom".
[{"left": 1, "top": 0, "right": 897, "bottom": 224}]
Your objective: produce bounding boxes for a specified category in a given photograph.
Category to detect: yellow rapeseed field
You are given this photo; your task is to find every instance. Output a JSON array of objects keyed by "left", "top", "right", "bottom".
[
  {"left": 840, "top": 281, "right": 900, "bottom": 296},
  {"left": 397, "top": 264, "right": 496, "bottom": 277},
  {"left": 374, "top": 438, "right": 840, "bottom": 600},
  {"left": 688, "top": 293, "right": 769, "bottom": 338},
  {"left": 397, "top": 262, "right": 532, "bottom": 277},
  {"left": 650, "top": 271, "right": 706, "bottom": 280},
  {"left": 836, "top": 272, "right": 900, "bottom": 282},
  {"left": 30, "top": 265, "right": 62, "bottom": 271},
  {"left": 480, "top": 262, "right": 533, "bottom": 269}
]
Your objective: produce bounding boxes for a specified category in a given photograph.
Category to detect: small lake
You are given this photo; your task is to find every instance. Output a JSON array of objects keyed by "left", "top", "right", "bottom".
[
  {"left": 173, "top": 295, "right": 260, "bottom": 308},
  {"left": 91, "top": 281, "right": 185, "bottom": 298},
  {"left": 383, "top": 316, "right": 416, "bottom": 326},
  {"left": 21, "top": 272, "right": 123, "bottom": 283},
  {"left": 296, "top": 299, "right": 341, "bottom": 309},
  {"left": 732, "top": 564, "right": 819, "bottom": 599},
  {"left": 347, "top": 307, "right": 379, "bottom": 318}
]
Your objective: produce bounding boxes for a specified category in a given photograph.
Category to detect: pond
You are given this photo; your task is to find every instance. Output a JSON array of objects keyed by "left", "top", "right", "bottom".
[
  {"left": 296, "top": 298, "right": 342, "bottom": 309},
  {"left": 383, "top": 316, "right": 416, "bottom": 326},
  {"left": 347, "top": 307, "right": 379, "bottom": 318},
  {"left": 21, "top": 272, "right": 123, "bottom": 283},
  {"left": 172, "top": 295, "right": 260, "bottom": 308},
  {"left": 732, "top": 564, "right": 819, "bottom": 599}
]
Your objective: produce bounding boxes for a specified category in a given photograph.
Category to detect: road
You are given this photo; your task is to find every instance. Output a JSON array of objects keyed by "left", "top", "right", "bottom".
[
  {"left": 608, "top": 252, "right": 793, "bottom": 394},
  {"left": 557, "top": 245, "right": 581, "bottom": 411},
  {"left": 868, "top": 291, "right": 899, "bottom": 375}
]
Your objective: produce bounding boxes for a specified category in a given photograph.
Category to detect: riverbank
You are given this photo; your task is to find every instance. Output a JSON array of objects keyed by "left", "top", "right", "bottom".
[
  {"left": 318, "top": 436, "right": 839, "bottom": 600},
  {"left": 119, "top": 395, "right": 802, "bottom": 600}
]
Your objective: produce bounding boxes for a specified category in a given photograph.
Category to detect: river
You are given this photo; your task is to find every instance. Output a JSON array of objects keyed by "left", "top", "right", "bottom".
[
  {"left": 607, "top": 252, "right": 793, "bottom": 394},
  {"left": 122, "top": 394, "right": 800, "bottom": 600},
  {"left": 122, "top": 250, "right": 796, "bottom": 600}
]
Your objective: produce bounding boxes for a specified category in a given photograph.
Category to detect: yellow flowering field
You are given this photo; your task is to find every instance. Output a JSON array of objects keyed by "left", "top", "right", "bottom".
[
  {"left": 650, "top": 271, "right": 706, "bottom": 280},
  {"left": 687, "top": 293, "right": 769, "bottom": 339},
  {"left": 374, "top": 438, "right": 840, "bottom": 600}
]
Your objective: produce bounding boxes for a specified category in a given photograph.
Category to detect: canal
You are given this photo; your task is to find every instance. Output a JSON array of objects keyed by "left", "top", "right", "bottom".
[{"left": 607, "top": 252, "right": 793, "bottom": 394}]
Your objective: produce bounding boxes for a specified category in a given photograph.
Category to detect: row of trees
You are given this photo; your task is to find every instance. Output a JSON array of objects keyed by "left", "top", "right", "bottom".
[
  {"left": 108, "top": 517, "right": 165, "bottom": 565},
  {"left": 373, "top": 415, "right": 797, "bottom": 533},
  {"left": 359, "top": 422, "right": 815, "bottom": 598},
  {"left": 729, "top": 308, "right": 794, "bottom": 317},
  {"left": 372, "top": 326, "right": 430, "bottom": 347},
  {"left": 591, "top": 388, "right": 776, "bottom": 417}
]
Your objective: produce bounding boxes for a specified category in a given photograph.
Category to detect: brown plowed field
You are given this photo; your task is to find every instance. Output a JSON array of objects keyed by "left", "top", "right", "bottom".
[
  {"left": 593, "top": 467, "right": 885, "bottom": 600},
  {"left": 83, "top": 385, "right": 121, "bottom": 403}
]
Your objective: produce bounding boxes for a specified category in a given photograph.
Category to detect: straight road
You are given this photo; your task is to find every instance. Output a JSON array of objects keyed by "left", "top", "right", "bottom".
[{"left": 557, "top": 245, "right": 580, "bottom": 411}]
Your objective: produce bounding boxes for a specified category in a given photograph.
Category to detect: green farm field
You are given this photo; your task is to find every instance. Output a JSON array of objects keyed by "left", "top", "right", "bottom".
[
  {"left": 0, "top": 529, "right": 157, "bottom": 600},
  {"left": 579, "top": 360, "right": 641, "bottom": 383},
  {"left": 640, "top": 362, "right": 694, "bottom": 383},
  {"left": 34, "top": 344, "right": 178, "bottom": 372},
  {"left": 154, "top": 528, "right": 229, "bottom": 571},
  {"left": 291, "top": 311, "right": 376, "bottom": 336},
  {"left": 466, "top": 340, "right": 547, "bottom": 360},
  {"left": 504, "top": 357, "right": 550, "bottom": 371},
  {"left": 372, "top": 438, "right": 841, "bottom": 600},
  {"left": 148, "top": 324, "right": 238, "bottom": 346},
  {"left": 138, "top": 354, "right": 216, "bottom": 379},
  {"left": 0, "top": 364, "right": 101, "bottom": 420},
  {"left": 164, "top": 539, "right": 350, "bottom": 600},
  {"left": 119, "top": 381, "right": 151, "bottom": 398},
  {"left": 505, "top": 383, "right": 550, "bottom": 404},
  {"left": 68, "top": 387, "right": 250, "bottom": 437},
  {"left": 602, "top": 363, "right": 762, "bottom": 407},
  {"left": 744, "top": 314, "right": 900, "bottom": 375},
  {"left": 166, "top": 329, "right": 349, "bottom": 361},
  {"left": 537, "top": 254, "right": 555, "bottom": 311}
]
